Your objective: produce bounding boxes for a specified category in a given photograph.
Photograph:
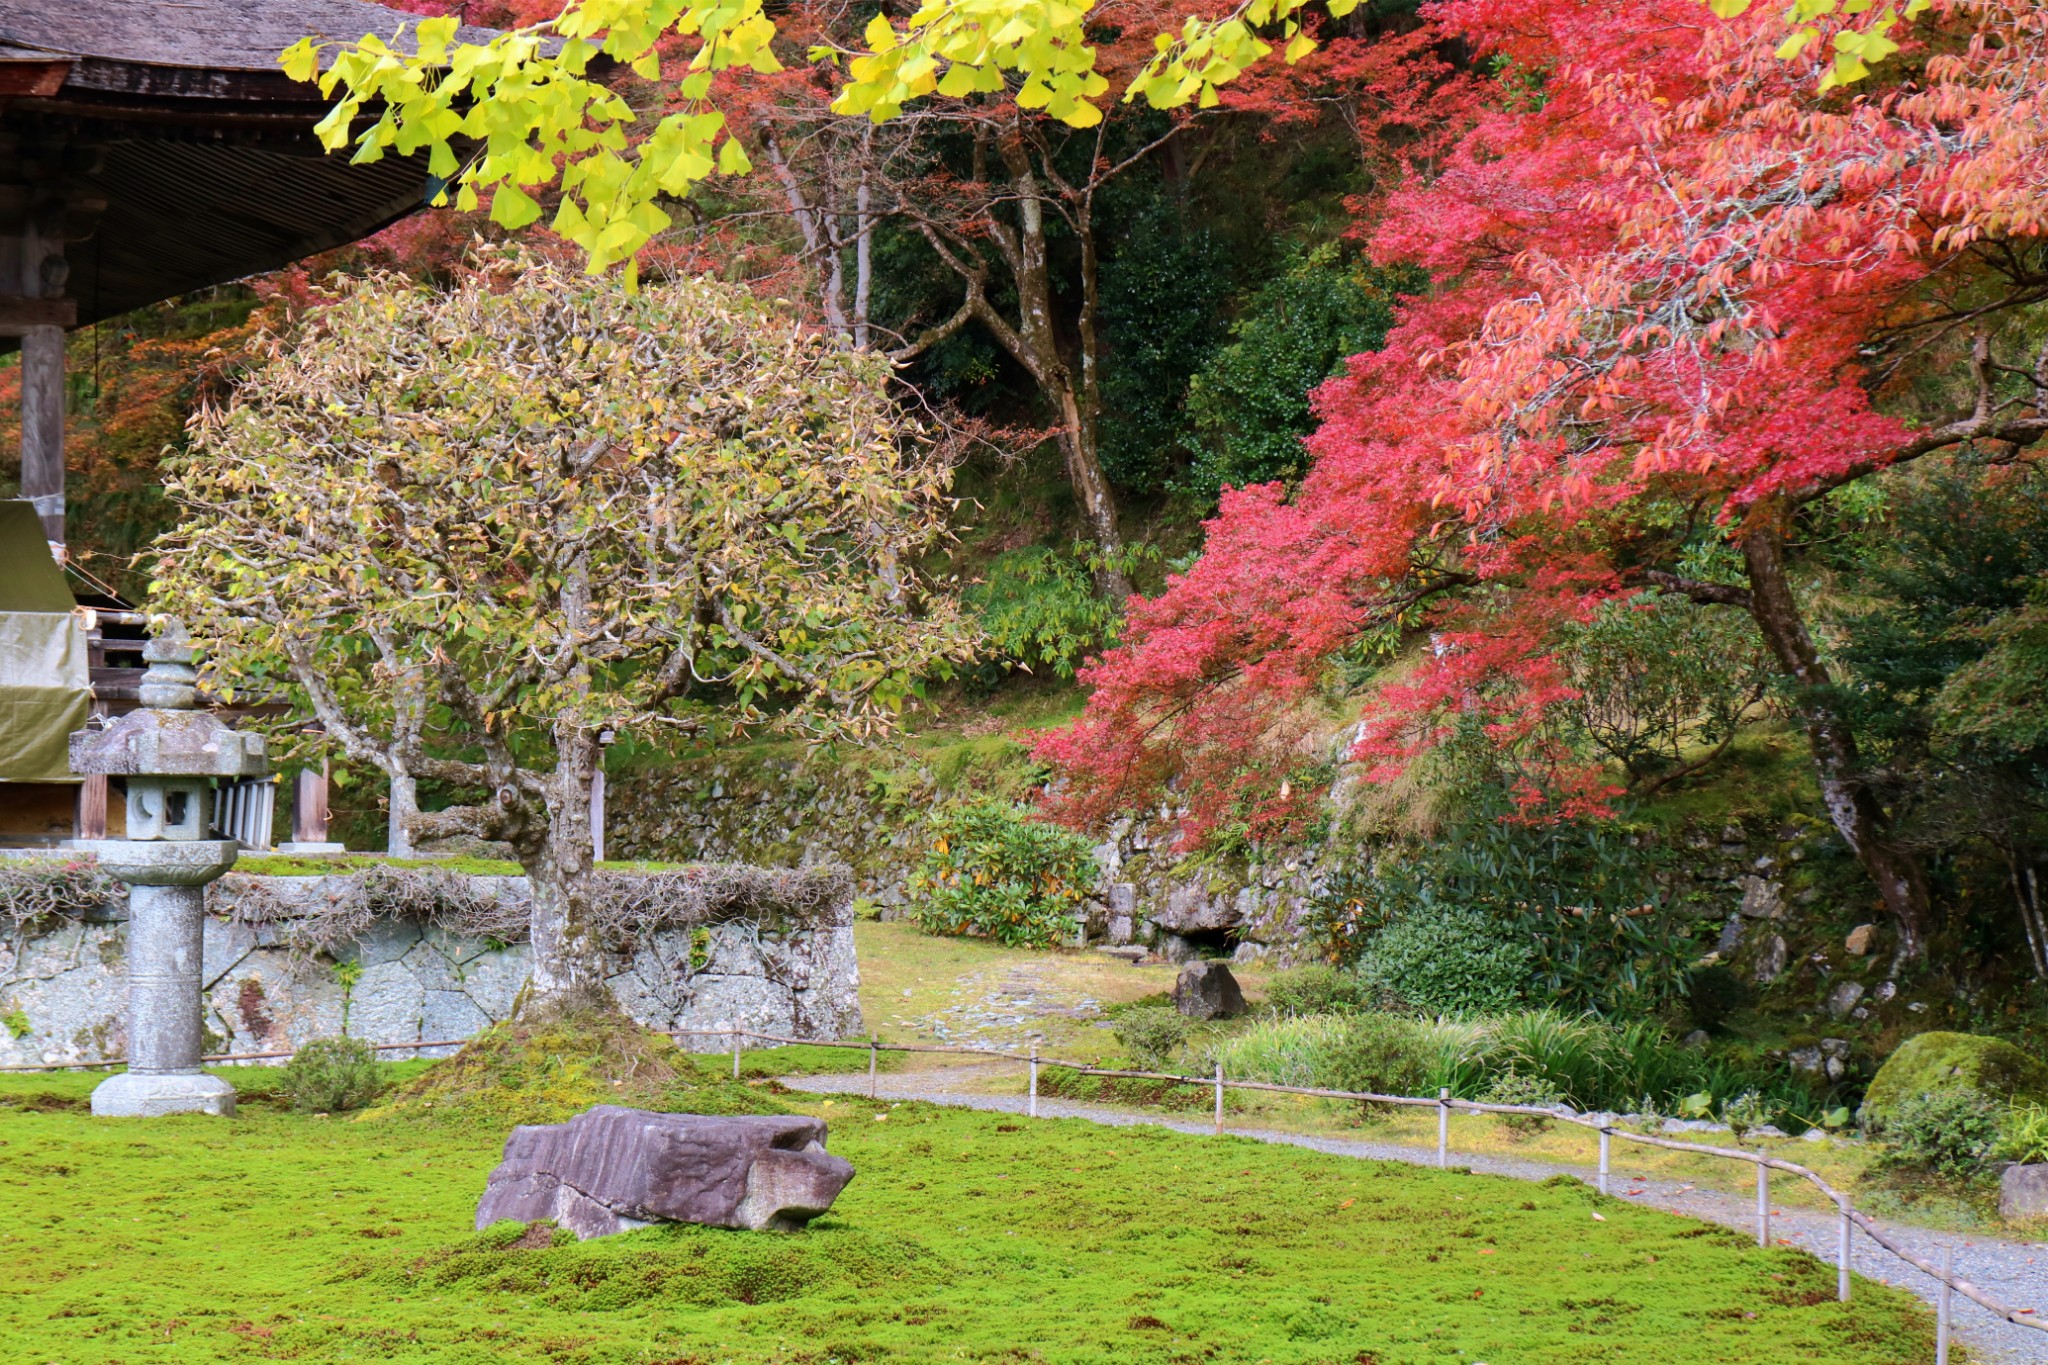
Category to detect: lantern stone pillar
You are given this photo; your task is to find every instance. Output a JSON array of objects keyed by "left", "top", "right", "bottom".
[{"left": 69, "top": 624, "right": 268, "bottom": 1117}]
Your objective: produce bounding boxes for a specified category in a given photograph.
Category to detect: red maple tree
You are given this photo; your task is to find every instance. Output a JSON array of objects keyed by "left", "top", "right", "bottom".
[{"left": 1039, "top": 0, "right": 2048, "bottom": 965}]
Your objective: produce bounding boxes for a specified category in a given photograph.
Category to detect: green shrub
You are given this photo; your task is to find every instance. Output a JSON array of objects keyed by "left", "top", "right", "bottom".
[
  {"left": 1182, "top": 246, "right": 1401, "bottom": 505},
  {"left": 910, "top": 798, "right": 1096, "bottom": 949},
  {"left": 1718, "top": 1090, "right": 1776, "bottom": 1139},
  {"left": 279, "top": 1036, "right": 385, "bottom": 1114},
  {"left": 1998, "top": 1101, "right": 2048, "bottom": 1165},
  {"left": 1325, "top": 1014, "right": 1428, "bottom": 1098},
  {"left": 1353, "top": 907, "right": 1533, "bottom": 1016},
  {"left": 1265, "top": 965, "right": 1372, "bottom": 1018},
  {"left": 1872, "top": 1088, "right": 2005, "bottom": 1177},
  {"left": 1482, "top": 1071, "right": 1567, "bottom": 1139},
  {"left": 962, "top": 546, "right": 1121, "bottom": 682},
  {"left": 1112, "top": 1007, "right": 1193, "bottom": 1072},
  {"left": 1860, "top": 1031, "right": 2048, "bottom": 1129},
  {"left": 1307, "top": 796, "right": 1701, "bottom": 1017}
]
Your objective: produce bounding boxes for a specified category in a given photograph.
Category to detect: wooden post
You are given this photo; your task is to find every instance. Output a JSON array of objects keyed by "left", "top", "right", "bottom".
[
  {"left": 75, "top": 775, "right": 107, "bottom": 841},
  {"left": 1437, "top": 1089, "right": 1450, "bottom": 1169},
  {"left": 1755, "top": 1162, "right": 1770, "bottom": 1248},
  {"left": 868, "top": 1035, "right": 879, "bottom": 1099},
  {"left": 1936, "top": 1245, "right": 1953, "bottom": 1365},
  {"left": 1212, "top": 1061, "right": 1224, "bottom": 1135},
  {"left": 1598, "top": 1127, "right": 1611, "bottom": 1196},
  {"left": 20, "top": 323, "right": 63, "bottom": 544},
  {"left": 731, "top": 1024, "right": 741, "bottom": 1079},
  {"left": 1028, "top": 1044, "right": 1039, "bottom": 1119},
  {"left": 13, "top": 199, "right": 74, "bottom": 547},
  {"left": 292, "top": 763, "right": 330, "bottom": 845},
  {"left": 1837, "top": 1208, "right": 1852, "bottom": 1303}
]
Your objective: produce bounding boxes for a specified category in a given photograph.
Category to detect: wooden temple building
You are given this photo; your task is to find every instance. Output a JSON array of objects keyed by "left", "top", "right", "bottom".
[{"left": 0, "top": 0, "right": 484, "bottom": 847}]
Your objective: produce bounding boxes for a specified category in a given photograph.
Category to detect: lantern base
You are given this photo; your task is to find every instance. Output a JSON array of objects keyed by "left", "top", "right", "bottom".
[{"left": 91, "top": 1070, "right": 236, "bottom": 1118}]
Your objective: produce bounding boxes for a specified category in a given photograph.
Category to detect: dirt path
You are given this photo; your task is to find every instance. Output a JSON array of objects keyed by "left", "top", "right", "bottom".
[{"left": 786, "top": 1063, "right": 2048, "bottom": 1365}]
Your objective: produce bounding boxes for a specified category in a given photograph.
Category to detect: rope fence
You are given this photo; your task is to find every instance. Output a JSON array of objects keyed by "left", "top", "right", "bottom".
[{"left": 7, "top": 1024, "right": 2038, "bottom": 1355}]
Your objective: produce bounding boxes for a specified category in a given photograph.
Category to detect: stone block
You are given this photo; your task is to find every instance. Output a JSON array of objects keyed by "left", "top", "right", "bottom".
[
  {"left": 460, "top": 945, "right": 532, "bottom": 1021},
  {"left": 346, "top": 959, "right": 425, "bottom": 1045},
  {"left": 200, "top": 916, "right": 257, "bottom": 990},
  {"left": 1172, "top": 961, "right": 1246, "bottom": 1020},
  {"left": 607, "top": 968, "right": 679, "bottom": 1033},
  {"left": 1737, "top": 876, "right": 1785, "bottom": 920},
  {"left": 680, "top": 974, "right": 795, "bottom": 1042},
  {"left": 700, "top": 924, "right": 773, "bottom": 977},
  {"left": 1999, "top": 1163, "right": 2048, "bottom": 1221},
  {"left": 209, "top": 952, "right": 345, "bottom": 1052},
  {"left": 399, "top": 938, "right": 463, "bottom": 992},
  {"left": 1826, "top": 980, "right": 1866, "bottom": 1020},
  {"left": 340, "top": 918, "right": 423, "bottom": 970},
  {"left": 421, "top": 989, "right": 491, "bottom": 1044},
  {"left": 475, "top": 1107, "right": 854, "bottom": 1237},
  {"left": 1752, "top": 933, "right": 1787, "bottom": 985}
]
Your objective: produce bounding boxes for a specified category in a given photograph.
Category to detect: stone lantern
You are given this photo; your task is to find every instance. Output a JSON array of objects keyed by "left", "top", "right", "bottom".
[{"left": 69, "top": 623, "right": 267, "bottom": 1117}]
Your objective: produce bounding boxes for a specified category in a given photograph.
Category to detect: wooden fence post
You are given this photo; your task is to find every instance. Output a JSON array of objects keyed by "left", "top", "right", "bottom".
[
  {"left": 1936, "top": 1245, "right": 1953, "bottom": 1365},
  {"left": 1437, "top": 1089, "right": 1450, "bottom": 1169},
  {"left": 1755, "top": 1162, "right": 1770, "bottom": 1248},
  {"left": 1837, "top": 1208, "right": 1852, "bottom": 1302},
  {"left": 731, "top": 1024, "right": 741, "bottom": 1080},
  {"left": 1213, "top": 1062, "right": 1224, "bottom": 1135},
  {"left": 869, "top": 1035, "right": 879, "bottom": 1100},
  {"left": 1598, "top": 1127, "right": 1611, "bottom": 1196}
]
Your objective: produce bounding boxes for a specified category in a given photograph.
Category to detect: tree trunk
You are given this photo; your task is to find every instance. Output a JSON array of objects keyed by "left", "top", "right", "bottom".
[
  {"left": 1741, "top": 523, "right": 1933, "bottom": 965},
  {"left": 997, "top": 137, "right": 1130, "bottom": 600},
  {"left": 387, "top": 768, "right": 418, "bottom": 857},
  {"left": 518, "top": 731, "right": 613, "bottom": 1017}
]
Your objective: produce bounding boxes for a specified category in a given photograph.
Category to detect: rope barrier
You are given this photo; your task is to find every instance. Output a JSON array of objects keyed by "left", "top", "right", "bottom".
[{"left": 7, "top": 1023, "right": 2035, "bottom": 1337}]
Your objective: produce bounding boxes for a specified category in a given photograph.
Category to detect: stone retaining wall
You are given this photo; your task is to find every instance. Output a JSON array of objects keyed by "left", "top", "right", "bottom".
[{"left": 0, "top": 872, "right": 861, "bottom": 1069}]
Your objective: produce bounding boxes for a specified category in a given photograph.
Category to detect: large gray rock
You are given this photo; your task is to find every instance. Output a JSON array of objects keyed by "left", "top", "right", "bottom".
[
  {"left": 476, "top": 1106, "right": 855, "bottom": 1239},
  {"left": 1172, "top": 960, "right": 1246, "bottom": 1020},
  {"left": 2001, "top": 1162, "right": 2048, "bottom": 1221}
]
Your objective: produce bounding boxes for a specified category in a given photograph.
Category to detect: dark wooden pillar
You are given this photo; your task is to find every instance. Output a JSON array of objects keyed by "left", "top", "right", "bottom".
[
  {"left": 292, "top": 763, "right": 331, "bottom": 846},
  {"left": 7, "top": 193, "right": 75, "bottom": 546}
]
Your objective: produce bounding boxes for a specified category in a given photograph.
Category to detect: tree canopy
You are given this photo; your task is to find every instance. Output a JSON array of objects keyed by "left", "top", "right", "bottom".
[
  {"left": 292, "top": 0, "right": 1932, "bottom": 274},
  {"left": 1035, "top": 0, "right": 2048, "bottom": 966},
  {"left": 155, "top": 255, "right": 972, "bottom": 1009}
]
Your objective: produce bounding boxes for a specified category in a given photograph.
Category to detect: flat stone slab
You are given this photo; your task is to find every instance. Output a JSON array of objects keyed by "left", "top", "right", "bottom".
[{"left": 476, "top": 1106, "right": 854, "bottom": 1239}]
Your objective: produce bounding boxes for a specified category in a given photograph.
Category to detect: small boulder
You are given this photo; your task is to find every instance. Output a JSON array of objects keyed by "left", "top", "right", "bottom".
[
  {"left": 1172, "top": 960, "right": 1246, "bottom": 1020},
  {"left": 1844, "top": 923, "right": 1879, "bottom": 956},
  {"left": 1826, "top": 980, "right": 1866, "bottom": 1020},
  {"left": 2001, "top": 1163, "right": 2048, "bottom": 1221},
  {"left": 476, "top": 1106, "right": 854, "bottom": 1240},
  {"left": 1861, "top": 1031, "right": 2048, "bottom": 1130}
]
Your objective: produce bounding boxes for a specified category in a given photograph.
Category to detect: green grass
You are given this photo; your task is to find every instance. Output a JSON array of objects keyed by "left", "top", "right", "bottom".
[{"left": 0, "top": 1066, "right": 1936, "bottom": 1364}]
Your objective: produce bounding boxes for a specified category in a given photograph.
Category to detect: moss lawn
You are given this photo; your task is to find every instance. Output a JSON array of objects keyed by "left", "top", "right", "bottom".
[{"left": 0, "top": 1063, "right": 1939, "bottom": 1364}]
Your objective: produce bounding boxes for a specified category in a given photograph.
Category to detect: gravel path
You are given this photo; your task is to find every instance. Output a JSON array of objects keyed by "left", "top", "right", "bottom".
[{"left": 787, "top": 1065, "right": 2048, "bottom": 1365}]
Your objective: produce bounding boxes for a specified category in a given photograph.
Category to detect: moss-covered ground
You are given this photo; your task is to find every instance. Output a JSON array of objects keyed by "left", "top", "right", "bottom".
[{"left": 1, "top": 1059, "right": 1938, "bottom": 1364}]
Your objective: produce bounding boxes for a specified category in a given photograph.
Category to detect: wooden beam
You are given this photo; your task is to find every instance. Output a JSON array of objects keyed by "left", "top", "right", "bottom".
[{"left": 0, "top": 296, "right": 76, "bottom": 331}]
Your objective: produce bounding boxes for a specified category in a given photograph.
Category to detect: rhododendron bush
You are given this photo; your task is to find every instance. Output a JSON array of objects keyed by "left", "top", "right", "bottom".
[{"left": 1039, "top": 0, "right": 2048, "bottom": 965}]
